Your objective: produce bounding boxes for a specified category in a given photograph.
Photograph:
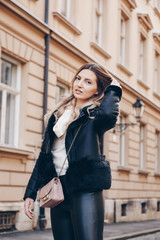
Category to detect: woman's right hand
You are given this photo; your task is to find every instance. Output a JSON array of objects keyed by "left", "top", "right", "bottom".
[
  {"left": 24, "top": 198, "right": 34, "bottom": 219},
  {"left": 110, "top": 78, "right": 121, "bottom": 88}
]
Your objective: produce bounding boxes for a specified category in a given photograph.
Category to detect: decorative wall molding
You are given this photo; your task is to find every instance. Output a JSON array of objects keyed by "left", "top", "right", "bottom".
[
  {"left": 121, "top": 0, "right": 137, "bottom": 13},
  {"left": 53, "top": 11, "right": 81, "bottom": 36},
  {"left": 126, "top": 0, "right": 137, "bottom": 10},
  {"left": 137, "top": 79, "right": 150, "bottom": 90},
  {"left": 0, "top": 0, "right": 50, "bottom": 34},
  {"left": 90, "top": 42, "right": 111, "bottom": 59},
  {"left": 0, "top": 29, "right": 33, "bottom": 62},
  {"left": 137, "top": 12, "right": 153, "bottom": 31},
  {"left": 117, "top": 63, "right": 133, "bottom": 76},
  {"left": 53, "top": 59, "right": 75, "bottom": 83},
  {"left": 153, "top": 32, "right": 160, "bottom": 45},
  {"left": 0, "top": 146, "right": 33, "bottom": 156}
]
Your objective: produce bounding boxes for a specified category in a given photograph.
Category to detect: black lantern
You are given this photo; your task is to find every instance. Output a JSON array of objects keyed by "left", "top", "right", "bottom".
[
  {"left": 114, "top": 98, "right": 144, "bottom": 133},
  {"left": 132, "top": 98, "right": 145, "bottom": 123}
]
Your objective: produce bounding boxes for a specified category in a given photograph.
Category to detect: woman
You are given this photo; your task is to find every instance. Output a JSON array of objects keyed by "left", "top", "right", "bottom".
[{"left": 24, "top": 62, "right": 122, "bottom": 240}]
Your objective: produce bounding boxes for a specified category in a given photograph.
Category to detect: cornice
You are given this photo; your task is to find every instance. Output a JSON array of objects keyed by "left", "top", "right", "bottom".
[
  {"left": 122, "top": 0, "right": 137, "bottom": 11},
  {"left": 138, "top": 169, "right": 150, "bottom": 176},
  {"left": 117, "top": 63, "right": 133, "bottom": 76},
  {"left": 127, "top": 0, "right": 137, "bottom": 9},
  {"left": 52, "top": 11, "right": 81, "bottom": 35},
  {"left": 90, "top": 42, "right": 111, "bottom": 59},
  {"left": 0, "top": 0, "right": 50, "bottom": 34},
  {"left": 154, "top": 6, "right": 160, "bottom": 18},
  {"left": 117, "top": 165, "right": 132, "bottom": 173},
  {"left": 137, "top": 12, "right": 153, "bottom": 31},
  {"left": 153, "top": 32, "right": 160, "bottom": 44},
  {"left": 0, "top": 146, "right": 33, "bottom": 156}
]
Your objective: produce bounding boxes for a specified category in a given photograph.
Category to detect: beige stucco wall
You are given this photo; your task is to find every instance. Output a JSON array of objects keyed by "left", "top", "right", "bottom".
[{"left": 0, "top": 0, "right": 160, "bottom": 230}]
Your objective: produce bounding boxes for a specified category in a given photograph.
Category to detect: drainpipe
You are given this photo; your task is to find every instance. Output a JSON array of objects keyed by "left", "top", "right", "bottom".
[
  {"left": 39, "top": 0, "right": 50, "bottom": 230},
  {"left": 113, "top": 199, "right": 116, "bottom": 223}
]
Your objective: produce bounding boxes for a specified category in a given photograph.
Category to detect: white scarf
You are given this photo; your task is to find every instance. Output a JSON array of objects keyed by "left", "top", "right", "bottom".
[
  {"left": 53, "top": 100, "right": 95, "bottom": 138},
  {"left": 53, "top": 105, "right": 75, "bottom": 138}
]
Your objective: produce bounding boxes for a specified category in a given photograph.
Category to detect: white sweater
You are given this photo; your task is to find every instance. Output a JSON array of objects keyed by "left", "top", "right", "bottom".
[
  {"left": 51, "top": 106, "right": 75, "bottom": 176},
  {"left": 51, "top": 134, "right": 68, "bottom": 176},
  {"left": 51, "top": 102, "right": 91, "bottom": 176}
]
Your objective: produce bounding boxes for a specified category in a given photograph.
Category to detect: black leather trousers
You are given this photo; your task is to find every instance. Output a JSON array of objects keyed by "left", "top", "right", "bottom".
[{"left": 50, "top": 175, "right": 104, "bottom": 240}]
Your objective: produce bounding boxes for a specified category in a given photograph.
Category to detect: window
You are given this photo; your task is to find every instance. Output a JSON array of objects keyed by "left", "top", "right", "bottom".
[
  {"left": 155, "top": 131, "right": 160, "bottom": 173},
  {"left": 0, "top": 211, "right": 16, "bottom": 232},
  {"left": 60, "top": 0, "right": 70, "bottom": 18},
  {"left": 120, "top": 16, "right": 126, "bottom": 65},
  {"left": 139, "top": 124, "right": 145, "bottom": 170},
  {"left": 157, "top": 200, "right": 160, "bottom": 211},
  {"left": 55, "top": 81, "right": 69, "bottom": 104},
  {"left": 118, "top": 0, "right": 135, "bottom": 72},
  {"left": 137, "top": 13, "right": 153, "bottom": 85},
  {"left": 121, "top": 204, "right": 127, "bottom": 217},
  {"left": 139, "top": 34, "right": 146, "bottom": 82},
  {"left": 119, "top": 115, "right": 126, "bottom": 166},
  {"left": 0, "top": 55, "right": 21, "bottom": 147},
  {"left": 154, "top": 51, "right": 160, "bottom": 93},
  {"left": 120, "top": 13, "right": 129, "bottom": 66},
  {"left": 155, "top": 0, "right": 160, "bottom": 11},
  {"left": 141, "top": 202, "right": 147, "bottom": 214},
  {"left": 95, "top": 0, "right": 103, "bottom": 45}
]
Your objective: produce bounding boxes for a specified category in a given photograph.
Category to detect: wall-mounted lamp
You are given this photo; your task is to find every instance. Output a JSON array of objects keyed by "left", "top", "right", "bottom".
[
  {"left": 132, "top": 98, "right": 145, "bottom": 123},
  {"left": 114, "top": 98, "right": 145, "bottom": 133}
]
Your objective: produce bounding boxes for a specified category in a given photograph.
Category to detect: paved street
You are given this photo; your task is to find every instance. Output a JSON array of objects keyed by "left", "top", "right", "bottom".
[
  {"left": 0, "top": 229, "right": 52, "bottom": 240},
  {"left": 1, "top": 230, "right": 160, "bottom": 240},
  {"left": 0, "top": 220, "right": 160, "bottom": 240},
  {"left": 131, "top": 232, "right": 160, "bottom": 240}
]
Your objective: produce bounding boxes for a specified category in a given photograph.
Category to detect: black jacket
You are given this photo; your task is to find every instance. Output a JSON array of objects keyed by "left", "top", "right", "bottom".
[{"left": 24, "top": 85, "right": 122, "bottom": 200}]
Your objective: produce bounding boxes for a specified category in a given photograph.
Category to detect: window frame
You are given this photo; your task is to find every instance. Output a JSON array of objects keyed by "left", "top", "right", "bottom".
[
  {"left": 118, "top": 1, "right": 131, "bottom": 71},
  {"left": 155, "top": 130, "right": 160, "bottom": 173},
  {"left": 55, "top": 81, "right": 70, "bottom": 104},
  {"left": 137, "top": 13, "right": 152, "bottom": 87},
  {"left": 119, "top": 115, "right": 129, "bottom": 167},
  {"left": 95, "top": 0, "right": 103, "bottom": 45},
  {"left": 154, "top": 51, "right": 160, "bottom": 93},
  {"left": 155, "top": 0, "right": 160, "bottom": 11},
  {"left": 60, "top": 0, "right": 71, "bottom": 18},
  {"left": 139, "top": 124, "right": 147, "bottom": 170},
  {"left": 139, "top": 34, "right": 147, "bottom": 82},
  {"left": 0, "top": 54, "right": 21, "bottom": 147},
  {"left": 120, "top": 15, "right": 127, "bottom": 66}
]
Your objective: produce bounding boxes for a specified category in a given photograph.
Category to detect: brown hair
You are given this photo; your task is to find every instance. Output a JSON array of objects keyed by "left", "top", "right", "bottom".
[{"left": 45, "top": 62, "right": 113, "bottom": 123}]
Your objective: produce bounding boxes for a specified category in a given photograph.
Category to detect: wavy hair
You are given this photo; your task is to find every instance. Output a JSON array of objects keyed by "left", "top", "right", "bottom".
[{"left": 45, "top": 62, "right": 113, "bottom": 124}]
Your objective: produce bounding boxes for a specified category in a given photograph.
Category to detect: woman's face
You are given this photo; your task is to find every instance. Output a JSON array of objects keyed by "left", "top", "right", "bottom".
[{"left": 73, "top": 69, "right": 98, "bottom": 105}]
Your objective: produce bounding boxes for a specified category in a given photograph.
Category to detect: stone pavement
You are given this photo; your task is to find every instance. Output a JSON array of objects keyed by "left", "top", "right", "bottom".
[
  {"left": 103, "top": 220, "right": 160, "bottom": 239},
  {"left": 0, "top": 220, "right": 160, "bottom": 240}
]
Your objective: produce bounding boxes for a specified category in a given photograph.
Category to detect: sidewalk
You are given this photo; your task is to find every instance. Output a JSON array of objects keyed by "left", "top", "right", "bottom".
[
  {"left": 0, "top": 220, "right": 160, "bottom": 240},
  {"left": 103, "top": 220, "right": 160, "bottom": 239}
]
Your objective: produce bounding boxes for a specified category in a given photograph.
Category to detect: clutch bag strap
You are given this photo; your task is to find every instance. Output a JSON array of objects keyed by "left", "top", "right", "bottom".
[{"left": 58, "top": 124, "right": 82, "bottom": 177}]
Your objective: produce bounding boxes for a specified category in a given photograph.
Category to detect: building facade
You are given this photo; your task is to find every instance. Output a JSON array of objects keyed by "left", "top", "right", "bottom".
[{"left": 0, "top": 0, "right": 160, "bottom": 231}]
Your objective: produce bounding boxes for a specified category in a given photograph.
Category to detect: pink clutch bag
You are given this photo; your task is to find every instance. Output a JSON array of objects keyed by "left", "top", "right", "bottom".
[
  {"left": 39, "top": 124, "right": 82, "bottom": 208},
  {"left": 39, "top": 177, "right": 64, "bottom": 208}
]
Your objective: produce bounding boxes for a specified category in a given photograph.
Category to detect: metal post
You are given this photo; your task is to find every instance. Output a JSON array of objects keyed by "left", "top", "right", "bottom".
[{"left": 38, "top": 0, "right": 50, "bottom": 230}]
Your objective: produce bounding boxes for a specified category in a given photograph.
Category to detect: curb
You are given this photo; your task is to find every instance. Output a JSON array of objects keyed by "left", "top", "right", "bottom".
[
  {"left": 1, "top": 227, "right": 160, "bottom": 239},
  {"left": 0, "top": 230, "right": 19, "bottom": 235},
  {"left": 104, "top": 228, "right": 160, "bottom": 240}
]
